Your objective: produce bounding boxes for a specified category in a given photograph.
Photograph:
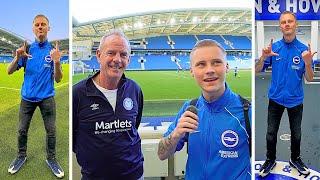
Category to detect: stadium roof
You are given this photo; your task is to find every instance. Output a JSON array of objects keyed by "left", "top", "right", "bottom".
[
  {"left": 73, "top": 8, "right": 251, "bottom": 41},
  {"left": 0, "top": 28, "right": 25, "bottom": 54}
]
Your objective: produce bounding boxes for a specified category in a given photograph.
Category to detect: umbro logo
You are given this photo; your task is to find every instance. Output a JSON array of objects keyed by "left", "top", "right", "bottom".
[{"left": 90, "top": 103, "right": 99, "bottom": 110}]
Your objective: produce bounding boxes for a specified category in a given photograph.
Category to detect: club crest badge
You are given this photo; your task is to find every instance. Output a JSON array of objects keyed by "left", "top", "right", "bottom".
[
  {"left": 45, "top": 55, "right": 52, "bottom": 63},
  {"left": 123, "top": 98, "right": 133, "bottom": 110},
  {"left": 221, "top": 130, "right": 239, "bottom": 148},
  {"left": 292, "top": 56, "right": 300, "bottom": 65}
]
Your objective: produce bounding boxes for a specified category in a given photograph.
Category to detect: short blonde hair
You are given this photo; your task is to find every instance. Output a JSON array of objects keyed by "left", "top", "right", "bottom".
[
  {"left": 190, "top": 39, "right": 226, "bottom": 63},
  {"left": 279, "top": 11, "right": 297, "bottom": 22},
  {"left": 33, "top": 14, "right": 49, "bottom": 24}
]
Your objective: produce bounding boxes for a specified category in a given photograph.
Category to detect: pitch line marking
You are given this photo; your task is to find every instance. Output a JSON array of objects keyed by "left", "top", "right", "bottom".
[
  {"left": 55, "top": 82, "right": 69, "bottom": 88},
  {"left": 0, "top": 82, "right": 69, "bottom": 91},
  {"left": 0, "top": 87, "right": 20, "bottom": 91}
]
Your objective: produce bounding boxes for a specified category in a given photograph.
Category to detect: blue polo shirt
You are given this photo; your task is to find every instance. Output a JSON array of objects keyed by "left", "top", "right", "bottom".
[
  {"left": 263, "top": 37, "right": 308, "bottom": 108},
  {"left": 164, "top": 85, "right": 251, "bottom": 180},
  {"left": 17, "top": 40, "right": 55, "bottom": 102}
]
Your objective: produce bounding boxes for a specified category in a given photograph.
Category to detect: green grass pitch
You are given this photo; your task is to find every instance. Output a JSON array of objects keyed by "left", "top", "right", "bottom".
[
  {"left": 73, "top": 69, "right": 251, "bottom": 117},
  {"left": 0, "top": 63, "right": 250, "bottom": 179},
  {"left": 0, "top": 63, "right": 69, "bottom": 179}
]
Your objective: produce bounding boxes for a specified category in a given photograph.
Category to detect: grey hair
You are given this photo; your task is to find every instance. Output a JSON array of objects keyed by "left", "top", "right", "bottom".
[
  {"left": 190, "top": 39, "right": 226, "bottom": 62},
  {"left": 98, "top": 29, "right": 131, "bottom": 53}
]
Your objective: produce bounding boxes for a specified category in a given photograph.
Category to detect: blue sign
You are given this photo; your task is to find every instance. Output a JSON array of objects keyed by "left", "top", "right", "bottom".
[{"left": 255, "top": 0, "right": 320, "bottom": 20}]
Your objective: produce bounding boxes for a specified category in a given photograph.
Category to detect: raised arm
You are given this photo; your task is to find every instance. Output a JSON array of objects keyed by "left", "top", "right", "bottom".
[
  {"left": 7, "top": 41, "right": 31, "bottom": 75},
  {"left": 255, "top": 39, "right": 279, "bottom": 73},
  {"left": 50, "top": 41, "right": 63, "bottom": 83},
  {"left": 302, "top": 43, "right": 317, "bottom": 82}
]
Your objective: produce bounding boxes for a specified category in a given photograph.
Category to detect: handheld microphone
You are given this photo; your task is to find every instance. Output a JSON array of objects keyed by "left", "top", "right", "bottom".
[
  {"left": 186, "top": 105, "right": 198, "bottom": 115},
  {"left": 186, "top": 105, "right": 199, "bottom": 133}
]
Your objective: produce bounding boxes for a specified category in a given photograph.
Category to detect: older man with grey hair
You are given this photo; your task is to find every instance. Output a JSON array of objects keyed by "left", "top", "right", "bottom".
[{"left": 73, "top": 29, "right": 144, "bottom": 180}]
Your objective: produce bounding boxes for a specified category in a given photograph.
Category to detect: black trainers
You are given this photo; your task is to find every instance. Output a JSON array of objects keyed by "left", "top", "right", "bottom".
[
  {"left": 259, "top": 159, "right": 276, "bottom": 177},
  {"left": 46, "top": 158, "right": 64, "bottom": 178},
  {"left": 8, "top": 156, "right": 27, "bottom": 174},
  {"left": 289, "top": 157, "right": 310, "bottom": 175}
]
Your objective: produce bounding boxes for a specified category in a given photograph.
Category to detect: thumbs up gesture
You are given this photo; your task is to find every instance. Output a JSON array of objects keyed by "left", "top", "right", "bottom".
[
  {"left": 50, "top": 41, "right": 61, "bottom": 64},
  {"left": 16, "top": 41, "right": 32, "bottom": 59}
]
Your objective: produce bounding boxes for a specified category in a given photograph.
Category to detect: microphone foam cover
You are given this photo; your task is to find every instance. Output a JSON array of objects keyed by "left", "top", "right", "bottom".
[{"left": 186, "top": 105, "right": 198, "bottom": 115}]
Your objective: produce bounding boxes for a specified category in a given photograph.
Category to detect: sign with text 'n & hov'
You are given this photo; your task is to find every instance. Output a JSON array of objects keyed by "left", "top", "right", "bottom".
[{"left": 255, "top": 0, "right": 320, "bottom": 20}]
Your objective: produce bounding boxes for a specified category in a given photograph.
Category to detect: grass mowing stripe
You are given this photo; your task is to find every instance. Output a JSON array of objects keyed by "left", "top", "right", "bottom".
[
  {"left": 0, "top": 82, "right": 69, "bottom": 92},
  {"left": 0, "top": 86, "right": 69, "bottom": 179},
  {"left": 0, "top": 64, "right": 69, "bottom": 179},
  {"left": 73, "top": 70, "right": 251, "bottom": 116}
]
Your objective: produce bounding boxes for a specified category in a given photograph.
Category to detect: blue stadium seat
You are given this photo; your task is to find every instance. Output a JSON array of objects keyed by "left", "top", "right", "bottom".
[
  {"left": 0, "top": 55, "right": 13, "bottom": 63},
  {"left": 223, "top": 35, "right": 251, "bottom": 50},
  {"left": 170, "top": 35, "right": 197, "bottom": 49},
  {"left": 197, "top": 35, "right": 230, "bottom": 49},
  {"left": 127, "top": 56, "right": 143, "bottom": 70},
  {"left": 146, "top": 36, "right": 171, "bottom": 49},
  {"left": 81, "top": 56, "right": 99, "bottom": 69},
  {"left": 82, "top": 35, "right": 251, "bottom": 70}
]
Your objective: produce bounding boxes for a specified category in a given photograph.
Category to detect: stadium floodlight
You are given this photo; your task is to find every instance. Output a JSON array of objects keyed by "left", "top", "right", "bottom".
[
  {"left": 210, "top": 16, "right": 219, "bottom": 22},
  {"left": 170, "top": 18, "right": 176, "bottom": 25},
  {"left": 1, "top": 37, "right": 5, "bottom": 41},
  {"left": 156, "top": 19, "right": 161, "bottom": 25},
  {"left": 134, "top": 22, "right": 143, "bottom": 29},
  {"left": 123, "top": 24, "right": 129, "bottom": 30},
  {"left": 192, "top": 17, "right": 198, "bottom": 23}
]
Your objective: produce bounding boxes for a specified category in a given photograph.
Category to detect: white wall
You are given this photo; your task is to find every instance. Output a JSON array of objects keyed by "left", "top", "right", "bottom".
[
  {"left": 255, "top": 20, "right": 320, "bottom": 60},
  {"left": 264, "top": 26, "right": 310, "bottom": 46},
  {"left": 318, "top": 28, "right": 320, "bottom": 60}
]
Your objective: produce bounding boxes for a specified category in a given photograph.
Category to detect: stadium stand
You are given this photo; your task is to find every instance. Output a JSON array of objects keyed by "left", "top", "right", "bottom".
[
  {"left": 170, "top": 35, "right": 197, "bottom": 49},
  {"left": 78, "top": 35, "right": 252, "bottom": 71},
  {"left": 223, "top": 35, "right": 251, "bottom": 49},
  {"left": 146, "top": 36, "right": 171, "bottom": 49},
  {"left": 0, "top": 55, "right": 13, "bottom": 63}
]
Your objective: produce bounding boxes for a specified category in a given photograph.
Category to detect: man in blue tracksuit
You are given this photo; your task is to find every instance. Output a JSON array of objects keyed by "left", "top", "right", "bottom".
[
  {"left": 158, "top": 39, "right": 251, "bottom": 180},
  {"left": 255, "top": 11, "right": 316, "bottom": 177},
  {"left": 73, "top": 30, "right": 144, "bottom": 180},
  {"left": 6, "top": 14, "right": 64, "bottom": 178}
]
